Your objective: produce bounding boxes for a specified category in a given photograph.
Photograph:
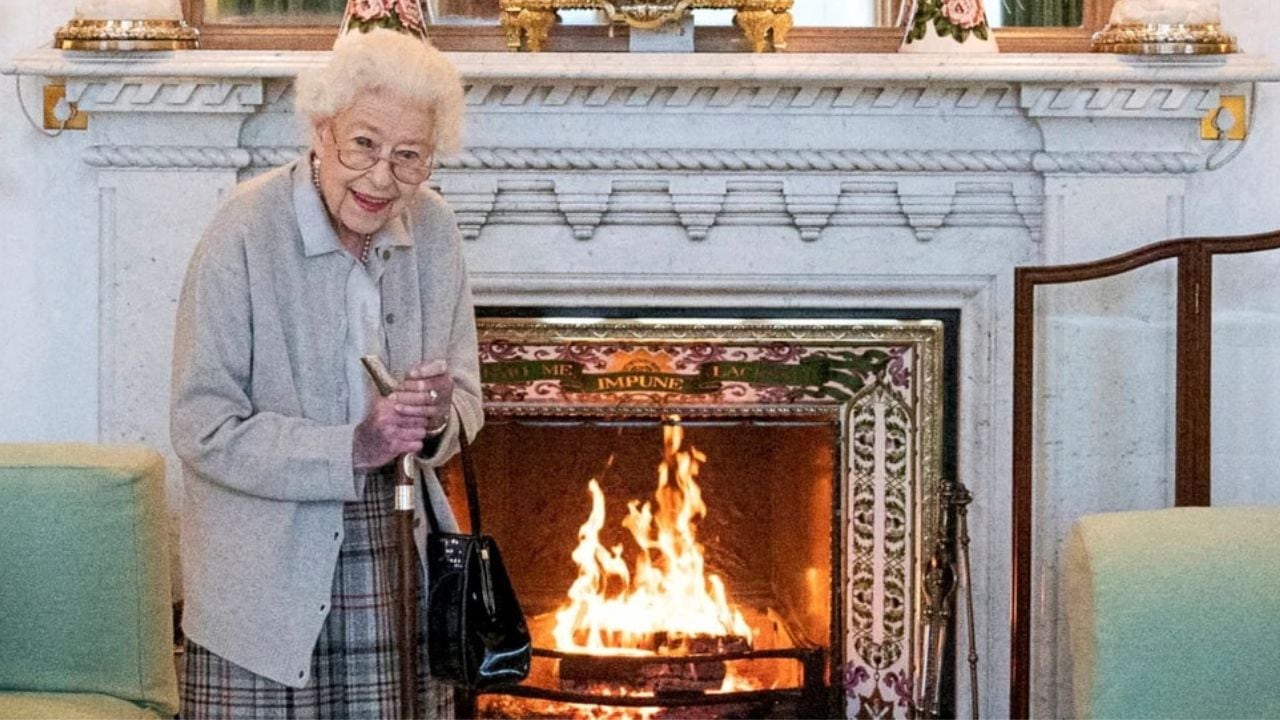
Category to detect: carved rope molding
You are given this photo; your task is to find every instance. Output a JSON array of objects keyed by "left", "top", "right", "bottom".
[
  {"left": 452, "top": 148, "right": 1036, "bottom": 173},
  {"left": 1031, "top": 151, "right": 1205, "bottom": 174},
  {"left": 246, "top": 146, "right": 1042, "bottom": 173},
  {"left": 84, "top": 145, "right": 251, "bottom": 169},
  {"left": 229, "top": 145, "right": 1207, "bottom": 176}
]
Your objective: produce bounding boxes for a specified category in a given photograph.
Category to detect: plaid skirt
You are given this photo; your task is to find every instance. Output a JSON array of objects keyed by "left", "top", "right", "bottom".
[{"left": 180, "top": 468, "right": 455, "bottom": 719}]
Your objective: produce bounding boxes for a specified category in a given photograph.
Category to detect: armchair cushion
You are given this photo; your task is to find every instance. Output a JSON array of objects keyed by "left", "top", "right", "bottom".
[
  {"left": 0, "top": 444, "right": 178, "bottom": 719},
  {"left": 1064, "top": 506, "right": 1280, "bottom": 719},
  {"left": 0, "top": 692, "right": 168, "bottom": 720}
]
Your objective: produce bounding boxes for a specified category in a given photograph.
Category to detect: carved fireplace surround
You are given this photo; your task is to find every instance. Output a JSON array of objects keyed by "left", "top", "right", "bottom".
[{"left": 6, "top": 48, "right": 1278, "bottom": 717}]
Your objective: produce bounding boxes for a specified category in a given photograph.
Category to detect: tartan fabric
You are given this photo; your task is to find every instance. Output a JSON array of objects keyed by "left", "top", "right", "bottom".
[{"left": 180, "top": 468, "right": 455, "bottom": 719}]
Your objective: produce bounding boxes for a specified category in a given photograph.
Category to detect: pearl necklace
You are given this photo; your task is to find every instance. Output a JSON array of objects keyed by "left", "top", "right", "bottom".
[{"left": 311, "top": 154, "right": 373, "bottom": 265}]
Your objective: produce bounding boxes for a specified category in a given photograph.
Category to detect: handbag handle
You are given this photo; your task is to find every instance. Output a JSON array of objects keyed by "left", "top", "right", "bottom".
[{"left": 420, "top": 402, "right": 482, "bottom": 537}]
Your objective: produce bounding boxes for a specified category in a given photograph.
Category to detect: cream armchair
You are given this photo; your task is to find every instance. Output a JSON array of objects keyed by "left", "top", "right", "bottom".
[
  {"left": 1063, "top": 506, "right": 1280, "bottom": 719},
  {"left": 0, "top": 444, "right": 178, "bottom": 719}
]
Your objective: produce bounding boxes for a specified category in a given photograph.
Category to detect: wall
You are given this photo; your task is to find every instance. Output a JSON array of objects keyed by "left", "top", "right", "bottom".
[
  {"left": 1187, "top": 0, "right": 1280, "bottom": 506},
  {"left": 1, "top": 0, "right": 97, "bottom": 441}
]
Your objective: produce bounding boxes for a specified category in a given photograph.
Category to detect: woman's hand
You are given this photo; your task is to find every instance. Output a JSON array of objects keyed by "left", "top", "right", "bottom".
[
  {"left": 352, "top": 359, "right": 453, "bottom": 470},
  {"left": 399, "top": 359, "right": 454, "bottom": 435}
]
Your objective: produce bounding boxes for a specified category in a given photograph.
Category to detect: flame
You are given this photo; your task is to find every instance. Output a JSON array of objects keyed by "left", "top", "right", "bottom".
[{"left": 552, "top": 416, "right": 754, "bottom": 655}]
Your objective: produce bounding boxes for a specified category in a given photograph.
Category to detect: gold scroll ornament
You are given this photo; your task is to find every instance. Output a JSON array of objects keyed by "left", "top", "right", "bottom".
[{"left": 499, "top": 0, "right": 793, "bottom": 52}]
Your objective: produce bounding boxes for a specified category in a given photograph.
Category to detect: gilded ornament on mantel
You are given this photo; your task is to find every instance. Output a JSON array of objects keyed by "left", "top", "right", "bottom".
[
  {"left": 54, "top": 0, "right": 198, "bottom": 50},
  {"left": 54, "top": 18, "right": 198, "bottom": 51},
  {"left": 498, "top": 0, "right": 792, "bottom": 52},
  {"left": 1090, "top": 22, "right": 1236, "bottom": 54},
  {"left": 1090, "top": 0, "right": 1236, "bottom": 54}
]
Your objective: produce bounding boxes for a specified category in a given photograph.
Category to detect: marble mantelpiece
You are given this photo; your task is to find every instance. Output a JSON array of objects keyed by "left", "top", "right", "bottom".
[{"left": 6, "top": 48, "right": 1277, "bottom": 718}]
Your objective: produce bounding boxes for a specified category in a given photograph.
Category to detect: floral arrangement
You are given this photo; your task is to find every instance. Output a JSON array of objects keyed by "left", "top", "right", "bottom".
[
  {"left": 342, "top": 0, "right": 427, "bottom": 35},
  {"left": 904, "top": 0, "right": 990, "bottom": 44}
]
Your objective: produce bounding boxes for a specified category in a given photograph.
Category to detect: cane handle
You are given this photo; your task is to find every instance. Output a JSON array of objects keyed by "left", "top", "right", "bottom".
[{"left": 361, "top": 354, "right": 398, "bottom": 396}]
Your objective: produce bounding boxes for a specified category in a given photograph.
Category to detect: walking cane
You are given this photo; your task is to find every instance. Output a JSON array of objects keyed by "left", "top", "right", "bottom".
[{"left": 362, "top": 355, "right": 421, "bottom": 720}]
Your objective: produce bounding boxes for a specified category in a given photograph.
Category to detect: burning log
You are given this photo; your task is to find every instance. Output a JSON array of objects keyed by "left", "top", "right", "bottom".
[
  {"left": 654, "top": 632, "right": 751, "bottom": 657},
  {"left": 560, "top": 654, "right": 722, "bottom": 693},
  {"left": 558, "top": 634, "right": 752, "bottom": 694}
]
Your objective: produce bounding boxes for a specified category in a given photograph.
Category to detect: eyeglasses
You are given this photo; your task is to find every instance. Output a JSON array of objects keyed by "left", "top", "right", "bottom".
[{"left": 329, "top": 132, "right": 434, "bottom": 185}]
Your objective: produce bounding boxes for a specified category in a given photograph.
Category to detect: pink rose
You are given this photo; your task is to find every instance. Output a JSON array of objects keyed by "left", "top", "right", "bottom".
[
  {"left": 942, "top": 0, "right": 984, "bottom": 28},
  {"left": 351, "top": 0, "right": 389, "bottom": 22},
  {"left": 394, "top": 0, "right": 424, "bottom": 32}
]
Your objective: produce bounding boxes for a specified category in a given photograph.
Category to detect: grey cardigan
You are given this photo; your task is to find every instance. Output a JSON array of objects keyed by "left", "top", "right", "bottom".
[{"left": 171, "top": 160, "right": 483, "bottom": 688}]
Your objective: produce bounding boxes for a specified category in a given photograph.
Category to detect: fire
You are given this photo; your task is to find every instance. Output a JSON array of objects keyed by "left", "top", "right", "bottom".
[{"left": 552, "top": 416, "right": 754, "bottom": 655}]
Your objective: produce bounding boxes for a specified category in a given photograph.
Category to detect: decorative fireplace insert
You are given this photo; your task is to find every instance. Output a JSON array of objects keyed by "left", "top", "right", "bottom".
[{"left": 456, "top": 317, "right": 947, "bottom": 718}]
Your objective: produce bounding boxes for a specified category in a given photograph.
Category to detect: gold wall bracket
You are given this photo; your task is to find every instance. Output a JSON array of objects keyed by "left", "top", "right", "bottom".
[
  {"left": 43, "top": 84, "right": 88, "bottom": 131},
  {"left": 1201, "top": 95, "right": 1247, "bottom": 141}
]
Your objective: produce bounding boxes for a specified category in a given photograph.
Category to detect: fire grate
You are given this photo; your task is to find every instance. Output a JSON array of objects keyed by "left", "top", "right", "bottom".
[{"left": 474, "top": 646, "right": 828, "bottom": 718}]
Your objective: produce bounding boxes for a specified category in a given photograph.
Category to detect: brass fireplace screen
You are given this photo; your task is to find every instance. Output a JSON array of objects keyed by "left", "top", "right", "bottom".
[{"left": 459, "top": 317, "right": 945, "bottom": 718}]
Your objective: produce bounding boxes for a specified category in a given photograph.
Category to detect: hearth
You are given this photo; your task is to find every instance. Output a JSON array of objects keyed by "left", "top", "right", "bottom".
[{"left": 451, "top": 316, "right": 948, "bottom": 718}]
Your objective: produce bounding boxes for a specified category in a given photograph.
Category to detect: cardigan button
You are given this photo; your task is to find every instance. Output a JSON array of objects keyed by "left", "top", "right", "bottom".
[{"left": 385, "top": 312, "right": 395, "bottom": 325}]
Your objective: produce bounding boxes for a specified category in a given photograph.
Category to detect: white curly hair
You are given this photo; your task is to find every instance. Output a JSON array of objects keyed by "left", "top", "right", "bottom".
[{"left": 294, "top": 28, "right": 465, "bottom": 155}]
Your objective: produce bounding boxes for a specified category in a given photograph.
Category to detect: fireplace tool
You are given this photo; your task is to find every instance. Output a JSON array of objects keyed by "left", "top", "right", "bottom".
[
  {"left": 915, "top": 479, "right": 980, "bottom": 720},
  {"left": 362, "top": 355, "right": 422, "bottom": 720}
]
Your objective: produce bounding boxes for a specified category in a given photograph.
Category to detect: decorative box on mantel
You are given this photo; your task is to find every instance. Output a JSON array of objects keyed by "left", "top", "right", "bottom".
[{"left": 4, "top": 49, "right": 1277, "bottom": 719}]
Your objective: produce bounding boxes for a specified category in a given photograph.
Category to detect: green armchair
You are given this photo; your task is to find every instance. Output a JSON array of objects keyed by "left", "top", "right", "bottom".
[
  {"left": 1064, "top": 506, "right": 1280, "bottom": 719},
  {"left": 0, "top": 444, "right": 178, "bottom": 719}
]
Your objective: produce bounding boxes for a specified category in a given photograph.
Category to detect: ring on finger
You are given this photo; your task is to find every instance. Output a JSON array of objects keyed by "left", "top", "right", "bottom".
[{"left": 427, "top": 389, "right": 439, "bottom": 403}]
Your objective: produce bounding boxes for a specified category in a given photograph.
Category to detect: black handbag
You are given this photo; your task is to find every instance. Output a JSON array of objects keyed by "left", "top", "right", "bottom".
[{"left": 420, "top": 413, "right": 532, "bottom": 690}]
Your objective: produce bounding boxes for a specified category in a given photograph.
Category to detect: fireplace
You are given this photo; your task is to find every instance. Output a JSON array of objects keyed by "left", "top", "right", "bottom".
[{"left": 446, "top": 315, "right": 948, "bottom": 718}]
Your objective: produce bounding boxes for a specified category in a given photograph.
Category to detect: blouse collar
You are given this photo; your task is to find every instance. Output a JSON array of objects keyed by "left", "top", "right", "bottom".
[{"left": 291, "top": 157, "right": 413, "bottom": 260}]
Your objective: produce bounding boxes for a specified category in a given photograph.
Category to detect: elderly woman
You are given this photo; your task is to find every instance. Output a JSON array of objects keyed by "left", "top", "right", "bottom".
[{"left": 171, "top": 28, "right": 479, "bottom": 719}]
